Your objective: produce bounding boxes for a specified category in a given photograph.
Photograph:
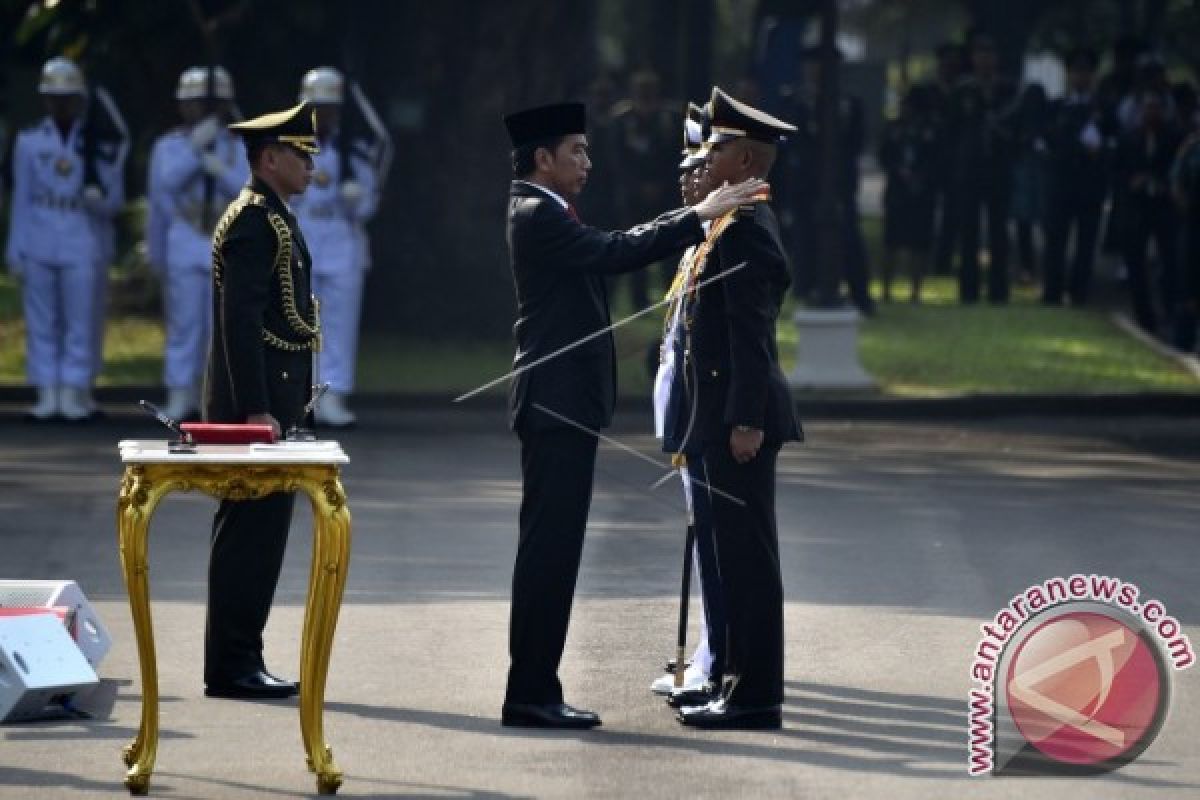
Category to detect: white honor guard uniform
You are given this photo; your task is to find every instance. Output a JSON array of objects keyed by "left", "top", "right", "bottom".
[
  {"left": 148, "top": 67, "right": 248, "bottom": 420},
  {"left": 292, "top": 67, "right": 382, "bottom": 427},
  {"left": 4, "top": 58, "right": 125, "bottom": 421},
  {"left": 650, "top": 237, "right": 715, "bottom": 696}
]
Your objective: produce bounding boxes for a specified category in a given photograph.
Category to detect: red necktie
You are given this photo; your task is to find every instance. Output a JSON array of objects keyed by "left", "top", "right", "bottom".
[{"left": 566, "top": 203, "right": 581, "bottom": 223}]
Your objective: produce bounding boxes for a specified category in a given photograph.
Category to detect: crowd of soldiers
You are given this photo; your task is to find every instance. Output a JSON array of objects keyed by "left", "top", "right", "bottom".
[
  {"left": 877, "top": 32, "right": 1200, "bottom": 352},
  {"left": 583, "top": 33, "right": 1200, "bottom": 355},
  {"left": 4, "top": 57, "right": 388, "bottom": 423}
]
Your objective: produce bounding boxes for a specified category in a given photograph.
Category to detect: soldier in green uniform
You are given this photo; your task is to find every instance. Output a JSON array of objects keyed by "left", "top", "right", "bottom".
[{"left": 203, "top": 103, "right": 320, "bottom": 699}]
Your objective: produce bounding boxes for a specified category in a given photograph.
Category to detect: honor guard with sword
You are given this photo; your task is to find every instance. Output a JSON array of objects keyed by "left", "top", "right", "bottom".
[
  {"left": 202, "top": 103, "right": 321, "bottom": 699},
  {"left": 292, "top": 67, "right": 390, "bottom": 428},
  {"left": 147, "top": 66, "right": 248, "bottom": 421},
  {"left": 664, "top": 87, "right": 802, "bottom": 730},
  {"left": 651, "top": 101, "right": 728, "bottom": 706},
  {"left": 499, "top": 101, "right": 765, "bottom": 729},
  {"left": 5, "top": 57, "right": 126, "bottom": 421}
]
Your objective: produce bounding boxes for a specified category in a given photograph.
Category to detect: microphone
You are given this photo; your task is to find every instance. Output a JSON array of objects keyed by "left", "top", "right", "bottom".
[{"left": 138, "top": 400, "right": 194, "bottom": 444}]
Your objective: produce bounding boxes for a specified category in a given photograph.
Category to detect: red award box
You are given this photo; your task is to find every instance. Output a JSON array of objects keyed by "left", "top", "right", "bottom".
[{"left": 179, "top": 423, "right": 278, "bottom": 445}]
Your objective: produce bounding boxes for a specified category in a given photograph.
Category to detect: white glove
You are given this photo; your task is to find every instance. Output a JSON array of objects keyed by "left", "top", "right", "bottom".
[
  {"left": 1079, "top": 122, "right": 1102, "bottom": 151},
  {"left": 82, "top": 184, "right": 106, "bottom": 213},
  {"left": 201, "top": 152, "right": 226, "bottom": 178},
  {"left": 189, "top": 115, "right": 221, "bottom": 151},
  {"left": 340, "top": 180, "right": 364, "bottom": 207}
]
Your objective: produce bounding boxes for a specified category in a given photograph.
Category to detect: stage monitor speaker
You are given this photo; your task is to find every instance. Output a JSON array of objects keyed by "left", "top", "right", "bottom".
[
  {"left": 0, "top": 580, "right": 112, "bottom": 668},
  {"left": 0, "top": 613, "right": 99, "bottom": 723}
]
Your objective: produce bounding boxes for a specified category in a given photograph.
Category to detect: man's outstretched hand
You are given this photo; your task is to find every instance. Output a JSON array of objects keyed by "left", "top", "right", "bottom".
[{"left": 692, "top": 178, "right": 768, "bottom": 221}]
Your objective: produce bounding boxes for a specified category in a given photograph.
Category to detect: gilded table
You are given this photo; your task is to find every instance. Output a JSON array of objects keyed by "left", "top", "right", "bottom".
[{"left": 116, "top": 439, "right": 351, "bottom": 795}]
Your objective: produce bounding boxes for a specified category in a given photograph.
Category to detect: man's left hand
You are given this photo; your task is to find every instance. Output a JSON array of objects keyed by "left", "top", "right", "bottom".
[{"left": 730, "top": 426, "right": 763, "bottom": 464}]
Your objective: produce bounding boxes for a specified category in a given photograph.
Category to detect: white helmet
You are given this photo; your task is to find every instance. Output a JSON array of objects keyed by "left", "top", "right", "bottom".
[
  {"left": 299, "top": 67, "right": 344, "bottom": 105},
  {"left": 38, "top": 57, "right": 86, "bottom": 96},
  {"left": 176, "top": 66, "right": 235, "bottom": 101}
]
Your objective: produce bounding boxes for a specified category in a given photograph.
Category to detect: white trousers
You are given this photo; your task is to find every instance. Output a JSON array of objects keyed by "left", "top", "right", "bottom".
[
  {"left": 311, "top": 269, "right": 364, "bottom": 393},
  {"left": 161, "top": 265, "right": 212, "bottom": 389},
  {"left": 22, "top": 259, "right": 99, "bottom": 388}
]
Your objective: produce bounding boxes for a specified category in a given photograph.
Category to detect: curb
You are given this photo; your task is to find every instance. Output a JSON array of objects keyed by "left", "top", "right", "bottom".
[{"left": 1, "top": 386, "right": 1197, "bottom": 421}]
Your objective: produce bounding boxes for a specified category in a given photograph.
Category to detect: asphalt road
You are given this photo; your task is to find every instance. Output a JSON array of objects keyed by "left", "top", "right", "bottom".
[{"left": 1, "top": 409, "right": 1197, "bottom": 799}]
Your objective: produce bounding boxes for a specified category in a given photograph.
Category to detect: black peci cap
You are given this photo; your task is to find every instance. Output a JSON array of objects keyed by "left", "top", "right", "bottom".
[{"left": 503, "top": 102, "right": 587, "bottom": 148}]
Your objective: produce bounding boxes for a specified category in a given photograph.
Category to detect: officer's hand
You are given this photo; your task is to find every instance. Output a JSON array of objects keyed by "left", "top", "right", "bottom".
[
  {"left": 247, "top": 412, "right": 282, "bottom": 439},
  {"left": 200, "top": 152, "right": 226, "bottom": 178},
  {"left": 189, "top": 116, "right": 221, "bottom": 150},
  {"left": 693, "top": 178, "right": 768, "bottom": 221},
  {"left": 730, "top": 426, "right": 764, "bottom": 464},
  {"left": 339, "top": 180, "right": 363, "bottom": 207},
  {"left": 81, "top": 185, "right": 106, "bottom": 213}
]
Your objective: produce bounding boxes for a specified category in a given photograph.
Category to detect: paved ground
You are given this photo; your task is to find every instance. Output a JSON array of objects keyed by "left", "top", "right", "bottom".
[{"left": 1, "top": 408, "right": 1198, "bottom": 799}]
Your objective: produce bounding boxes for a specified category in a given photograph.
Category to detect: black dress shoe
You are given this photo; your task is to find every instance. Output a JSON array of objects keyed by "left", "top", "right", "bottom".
[
  {"left": 677, "top": 698, "right": 781, "bottom": 730},
  {"left": 205, "top": 669, "right": 299, "bottom": 699},
  {"left": 501, "top": 702, "right": 601, "bottom": 729},
  {"left": 666, "top": 681, "right": 721, "bottom": 709}
]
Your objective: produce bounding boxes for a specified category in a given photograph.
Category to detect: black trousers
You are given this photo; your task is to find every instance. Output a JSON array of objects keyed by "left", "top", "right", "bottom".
[
  {"left": 1122, "top": 200, "right": 1179, "bottom": 333},
  {"left": 959, "top": 179, "right": 1011, "bottom": 303},
  {"left": 505, "top": 426, "right": 599, "bottom": 704},
  {"left": 687, "top": 455, "right": 726, "bottom": 682},
  {"left": 701, "top": 440, "right": 784, "bottom": 707},
  {"left": 205, "top": 491, "right": 294, "bottom": 683},
  {"left": 1043, "top": 189, "right": 1104, "bottom": 305}
]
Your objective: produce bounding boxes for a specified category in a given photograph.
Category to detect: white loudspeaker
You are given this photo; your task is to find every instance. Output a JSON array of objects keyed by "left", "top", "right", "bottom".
[
  {"left": 0, "top": 580, "right": 112, "bottom": 668},
  {"left": 0, "top": 613, "right": 99, "bottom": 723}
]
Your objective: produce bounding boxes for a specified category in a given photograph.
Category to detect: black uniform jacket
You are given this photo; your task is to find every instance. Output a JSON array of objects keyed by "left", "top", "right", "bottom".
[
  {"left": 205, "top": 177, "right": 315, "bottom": 431},
  {"left": 664, "top": 203, "right": 802, "bottom": 452},
  {"left": 507, "top": 180, "right": 704, "bottom": 432}
]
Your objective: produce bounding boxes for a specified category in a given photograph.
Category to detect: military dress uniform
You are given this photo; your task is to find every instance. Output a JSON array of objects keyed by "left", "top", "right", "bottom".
[
  {"left": 651, "top": 102, "right": 727, "bottom": 701},
  {"left": 202, "top": 103, "right": 320, "bottom": 698},
  {"left": 501, "top": 102, "right": 706, "bottom": 729},
  {"left": 149, "top": 66, "right": 248, "bottom": 420},
  {"left": 5, "top": 58, "right": 125, "bottom": 421},
  {"left": 292, "top": 68, "right": 382, "bottom": 428},
  {"left": 667, "top": 88, "right": 802, "bottom": 730}
]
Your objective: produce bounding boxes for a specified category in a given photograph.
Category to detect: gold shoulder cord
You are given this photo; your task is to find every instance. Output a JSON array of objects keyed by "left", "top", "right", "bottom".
[
  {"left": 659, "top": 206, "right": 742, "bottom": 341},
  {"left": 263, "top": 211, "right": 320, "bottom": 351},
  {"left": 211, "top": 189, "right": 320, "bottom": 352},
  {"left": 212, "top": 189, "right": 265, "bottom": 291}
]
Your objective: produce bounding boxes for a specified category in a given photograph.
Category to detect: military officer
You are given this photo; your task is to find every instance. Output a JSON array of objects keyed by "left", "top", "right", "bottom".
[
  {"left": 4, "top": 57, "right": 125, "bottom": 421},
  {"left": 651, "top": 102, "right": 727, "bottom": 706},
  {"left": 203, "top": 103, "right": 320, "bottom": 699},
  {"left": 667, "top": 87, "right": 803, "bottom": 730},
  {"left": 500, "top": 101, "right": 763, "bottom": 729},
  {"left": 292, "top": 67, "right": 382, "bottom": 428},
  {"left": 148, "top": 66, "right": 247, "bottom": 421}
]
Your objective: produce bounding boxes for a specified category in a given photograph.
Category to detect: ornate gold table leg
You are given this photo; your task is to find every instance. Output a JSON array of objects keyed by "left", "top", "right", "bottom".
[
  {"left": 298, "top": 470, "right": 352, "bottom": 795},
  {"left": 116, "top": 466, "right": 168, "bottom": 795}
]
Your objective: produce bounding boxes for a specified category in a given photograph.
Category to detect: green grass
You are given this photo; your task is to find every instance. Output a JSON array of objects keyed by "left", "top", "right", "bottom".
[
  {"left": 855, "top": 278, "right": 1196, "bottom": 394},
  {"left": 1, "top": 269, "right": 1196, "bottom": 396}
]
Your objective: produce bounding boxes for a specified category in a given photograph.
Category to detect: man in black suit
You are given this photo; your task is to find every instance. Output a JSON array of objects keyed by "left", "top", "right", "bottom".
[
  {"left": 665, "top": 87, "right": 803, "bottom": 730},
  {"left": 203, "top": 103, "right": 320, "bottom": 699},
  {"left": 500, "top": 102, "right": 764, "bottom": 729},
  {"left": 1044, "top": 47, "right": 1110, "bottom": 307}
]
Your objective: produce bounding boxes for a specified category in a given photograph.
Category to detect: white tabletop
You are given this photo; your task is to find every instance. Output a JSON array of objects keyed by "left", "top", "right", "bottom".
[{"left": 119, "top": 439, "right": 349, "bottom": 465}]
